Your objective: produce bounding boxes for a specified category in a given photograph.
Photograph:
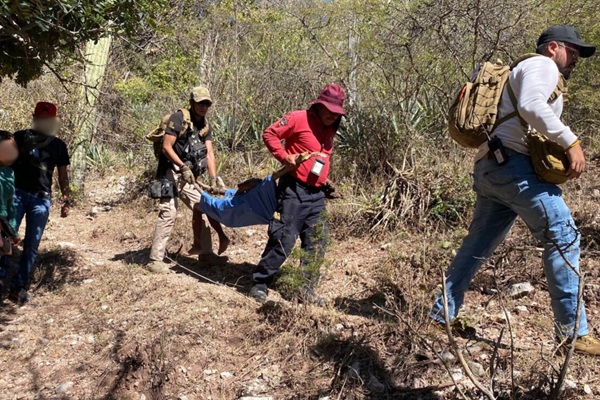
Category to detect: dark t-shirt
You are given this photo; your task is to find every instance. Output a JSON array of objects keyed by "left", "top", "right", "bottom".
[
  {"left": 156, "top": 110, "right": 213, "bottom": 179},
  {"left": 12, "top": 129, "right": 70, "bottom": 196}
]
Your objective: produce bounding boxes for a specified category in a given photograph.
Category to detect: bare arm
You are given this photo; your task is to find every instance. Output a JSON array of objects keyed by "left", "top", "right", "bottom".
[
  {"left": 162, "top": 134, "right": 185, "bottom": 169},
  {"left": 57, "top": 166, "right": 71, "bottom": 217}
]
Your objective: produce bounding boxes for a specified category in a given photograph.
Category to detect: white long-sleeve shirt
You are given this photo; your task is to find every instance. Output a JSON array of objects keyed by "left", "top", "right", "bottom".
[{"left": 475, "top": 56, "right": 578, "bottom": 161}]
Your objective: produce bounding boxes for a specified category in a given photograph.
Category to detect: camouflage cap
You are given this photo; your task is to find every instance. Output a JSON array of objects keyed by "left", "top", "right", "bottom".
[{"left": 190, "top": 85, "right": 212, "bottom": 104}]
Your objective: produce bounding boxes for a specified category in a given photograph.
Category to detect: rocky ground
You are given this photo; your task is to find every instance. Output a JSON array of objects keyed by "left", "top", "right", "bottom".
[{"left": 0, "top": 171, "right": 599, "bottom": 400}]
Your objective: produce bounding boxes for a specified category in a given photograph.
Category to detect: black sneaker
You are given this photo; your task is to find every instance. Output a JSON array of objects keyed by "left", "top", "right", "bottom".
[
  {"left": 250, "top": 285, "right": 268, "bottom": 303},
  {"left": 8, "top": 289, "right": 29, "bottom": 305}
]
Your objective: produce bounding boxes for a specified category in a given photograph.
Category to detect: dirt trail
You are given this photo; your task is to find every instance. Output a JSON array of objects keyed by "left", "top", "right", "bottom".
[{"left": 0, "top": 174, "right": 599, "bottom": 399}]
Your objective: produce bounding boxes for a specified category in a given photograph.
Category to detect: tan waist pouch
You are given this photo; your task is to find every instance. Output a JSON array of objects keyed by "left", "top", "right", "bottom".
[{"left": 527, "top": 131, "right": 570, "bottom": 184}]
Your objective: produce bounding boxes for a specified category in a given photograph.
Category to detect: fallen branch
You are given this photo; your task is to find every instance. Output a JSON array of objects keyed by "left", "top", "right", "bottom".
[{"left": 441, "top": 269, "right": 497, "bottom": 400}]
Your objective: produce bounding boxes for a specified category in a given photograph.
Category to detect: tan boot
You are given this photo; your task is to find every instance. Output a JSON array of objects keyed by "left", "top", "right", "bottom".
[
  {"left": 146, "top": 261, "right": 170, "bottom": 274},
  {"left": 574, "top": 335, "right": 600, "bottom": 356}
]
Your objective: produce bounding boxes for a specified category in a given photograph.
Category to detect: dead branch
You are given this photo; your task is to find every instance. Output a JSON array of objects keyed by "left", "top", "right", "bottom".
[
  {"left": 538, "top": 201, "right": 583, "bottom": 399},
  {"left": 441, "top": 269, "right": 497, "bottom": 400}
]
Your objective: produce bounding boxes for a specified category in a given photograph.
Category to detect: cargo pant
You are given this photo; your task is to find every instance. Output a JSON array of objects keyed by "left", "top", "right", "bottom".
[
  {"left": 149, "top": 169, "right": 212, "bottom": 262},
  {"left": 253, "top": 175, "right": 327, "bottom": 291}
]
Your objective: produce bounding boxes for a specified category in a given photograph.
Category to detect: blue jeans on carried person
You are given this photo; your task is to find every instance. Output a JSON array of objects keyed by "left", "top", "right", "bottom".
[
  {"left": 8, "top": 189, "right": 51, "bottom": 291},
  {"left": 430, "top": 149, "right": 587, "bottom": 338}
]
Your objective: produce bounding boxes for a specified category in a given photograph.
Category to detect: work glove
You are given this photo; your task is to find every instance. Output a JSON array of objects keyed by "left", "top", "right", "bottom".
[{"left": 180, "top": 165, "right": 195, "bottom": 185}]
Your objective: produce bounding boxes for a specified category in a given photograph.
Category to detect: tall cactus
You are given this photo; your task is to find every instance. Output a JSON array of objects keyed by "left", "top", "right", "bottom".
[{"left": 70, "top": 35, "right": 112, "bottom": 191}]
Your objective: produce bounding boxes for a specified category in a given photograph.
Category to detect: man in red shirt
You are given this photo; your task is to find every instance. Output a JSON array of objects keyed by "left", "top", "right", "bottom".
[{"left": 251, "top": 84, "right": 345, "bottom": 303}]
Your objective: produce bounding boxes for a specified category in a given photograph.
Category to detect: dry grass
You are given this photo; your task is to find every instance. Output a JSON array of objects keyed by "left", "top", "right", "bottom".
[{"left": 0, "top": 152, "right": 598, "bottom": 399}]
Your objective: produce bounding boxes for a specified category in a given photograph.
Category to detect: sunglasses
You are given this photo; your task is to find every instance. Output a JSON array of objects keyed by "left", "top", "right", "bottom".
[{"left": 558, "top": 43, "right": 579, "bottom": 59}]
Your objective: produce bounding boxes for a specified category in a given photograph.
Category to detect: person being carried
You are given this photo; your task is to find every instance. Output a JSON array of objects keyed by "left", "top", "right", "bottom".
[
  {"left": 430, "top": 25, "right": 600, "bottom": 355},
  {"left": 7, "top": 102, "right": 71, "bottom": 304},
  {"left": 147, "top": 86, "right": 229, "bottom": 273},
  {"left": 0, "top": 131, "right": 20, "bottom": 297},
  {"left": 250, "top": 83, "right": 345, "bottom": 304}
]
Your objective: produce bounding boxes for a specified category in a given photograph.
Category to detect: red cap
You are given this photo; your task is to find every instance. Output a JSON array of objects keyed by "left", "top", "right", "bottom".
[
  {"left": 309, "top": 83, "right": 346, "bottom": 116},
  {"left": 33, "top": 102, "right": 57, "bottom": 119}
]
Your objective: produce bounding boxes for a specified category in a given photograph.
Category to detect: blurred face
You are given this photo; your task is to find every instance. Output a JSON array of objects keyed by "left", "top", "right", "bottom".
[
  {"left": 32, "top": 117, "right": 60, "bottom": 136},
  {"left": 547, "top": 41, "right": 579, "bottom": 80},
  {"left": 0, "top": 138, "right": 18, "bottom": 166},
  {"left": 315, "top": 104, "right": 341, "bottom": 127},
  {"left": 191, "top": 100, "right": 211, "bottom": 118}
]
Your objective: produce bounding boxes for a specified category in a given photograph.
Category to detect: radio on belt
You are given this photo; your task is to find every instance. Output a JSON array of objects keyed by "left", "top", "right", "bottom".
[{"left": 310, "top": 158, "right": 325, "bottom": 177}]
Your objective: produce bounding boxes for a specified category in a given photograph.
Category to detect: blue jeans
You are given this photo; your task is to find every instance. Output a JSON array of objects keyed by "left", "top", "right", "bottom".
[
  {"left": 431, "top": 149, "right": 587, "bottom": 338},
  {"left": 6, "top": 189, "right": 51, "bottom": 290}
]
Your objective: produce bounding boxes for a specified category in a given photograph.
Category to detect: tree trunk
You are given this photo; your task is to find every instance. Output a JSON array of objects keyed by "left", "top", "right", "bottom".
[{"left": 70, "top": 34, "right": 112, "bottom": 191}]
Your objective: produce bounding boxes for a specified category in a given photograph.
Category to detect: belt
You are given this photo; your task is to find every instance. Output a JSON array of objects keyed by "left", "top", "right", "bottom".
[
  {"left": 284, "top": 174, "right": 323, "bottom": 193},
  {"left": 17, "top": 189, "right": 50, "bottom": 199}
]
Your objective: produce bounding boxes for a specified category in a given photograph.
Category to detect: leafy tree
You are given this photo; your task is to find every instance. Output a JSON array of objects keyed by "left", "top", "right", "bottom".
[{"left": 0, "top": 0, "right": 163, "bottom": 86}]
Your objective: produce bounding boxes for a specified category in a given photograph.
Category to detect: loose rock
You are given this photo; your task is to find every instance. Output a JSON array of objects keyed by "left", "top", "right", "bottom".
[
  {"left": 220, "top": 371, "right": 233, "bottom": 379},
  {"left": 514, "top": 305, "right": 529, "bottom": 314},
  {"left": 55, "top": 381, "right": 74, "bottom": 394},
  {"left": 242, "top": 378, "right": 269, "bottom": 396},
  {"left": 440, "top": 351, "right": 455, "bottom": 363},
  {"left": 508, "top": 282, "right": 535, "bottom": 299},
  {"left": 468, "top": 361, "right": 486, "bottom": 377}
]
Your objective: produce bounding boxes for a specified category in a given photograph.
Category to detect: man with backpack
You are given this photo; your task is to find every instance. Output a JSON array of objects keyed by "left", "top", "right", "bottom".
[
  {"left": 432, "top": 26, "right": 600, "bottom": 355},
  {"left": 4, "top": 102, "right": 71, "bottom": 304},
  {"left": 147, "top": 86, "right": 228, "bottom": 273}
]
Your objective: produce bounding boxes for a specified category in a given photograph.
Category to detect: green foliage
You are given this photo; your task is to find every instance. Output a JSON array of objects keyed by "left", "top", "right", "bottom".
[
  {"left": 114, "top": 77, "right": 153, "bottom": 104},
  {"left": 275, "top": 216, "right": 331, "bottom": 299},
  {"left": 0, "top": 0, "right": 164, "bottom": 85}
]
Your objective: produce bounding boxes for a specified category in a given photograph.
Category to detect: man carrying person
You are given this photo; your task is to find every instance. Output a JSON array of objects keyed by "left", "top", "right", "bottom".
[
  {"left": 250, "top": 83, "right": 345, "bottom": 304},
  {"left": 147, "top": 86, "right": 229, "bottom": 273},
  {"left": 6, "top": 102, "right": 71, "bottom": 304},
  {"left": 430, "top": 26, "right": 600, "bottom": 355}
]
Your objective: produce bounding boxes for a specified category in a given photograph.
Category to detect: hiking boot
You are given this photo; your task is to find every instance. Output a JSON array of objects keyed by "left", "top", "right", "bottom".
[
  {"left": 8, "top": 289, "right": 29, "bottom": 305},
  {"left": 198, "top": 253, "right": 228, "bottom": 266},
  {"left": 250, "top": 285, "right": 268, "bottom": 303},
  {"left": 146, "top": 261, "right": 170, "bottom": 274},
  {"left": 573, "top": 335, "right": 600, "bottom": 356}
]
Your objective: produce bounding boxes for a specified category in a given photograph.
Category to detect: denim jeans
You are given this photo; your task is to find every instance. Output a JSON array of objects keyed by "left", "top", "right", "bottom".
[
  {"left": 431, "top": 149, "right": 587, "bottom": 338},
  {"left": 6, "top": 189, "right": 51, "bottom": 290}
]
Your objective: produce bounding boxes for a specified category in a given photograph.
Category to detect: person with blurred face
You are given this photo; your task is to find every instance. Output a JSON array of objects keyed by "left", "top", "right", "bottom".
[
  {"left": 5, "top": 102, "right": 71, "bottom": 304},
  {"left": 430, "top": 26, "right": 600, "bottom": 356},
  {"left": 147, "top": 85, "right": 229, "bottom": 274},
  {"left": 250, "top": 83, "right": 345, "bottom": 304}
]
